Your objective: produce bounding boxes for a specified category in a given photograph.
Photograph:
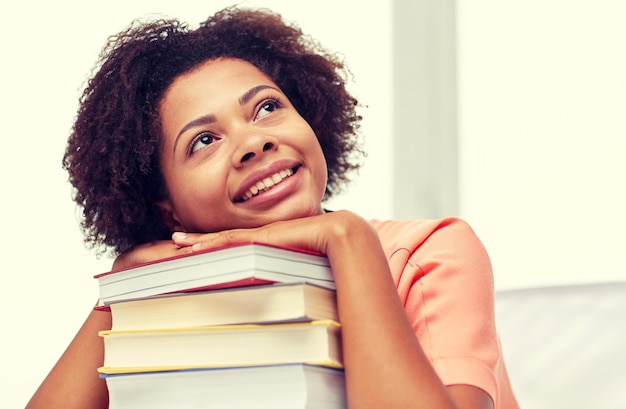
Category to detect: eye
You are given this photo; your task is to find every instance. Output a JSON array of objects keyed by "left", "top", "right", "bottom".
[
  {"left": 255, "top": 99, "right": 280, "bottom": 120},
  {"left": 189, "top": 133, "right": 216, "bottom": 155}
]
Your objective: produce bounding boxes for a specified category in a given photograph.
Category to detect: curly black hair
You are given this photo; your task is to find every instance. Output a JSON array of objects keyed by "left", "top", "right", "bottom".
[{"left": 63, "top": 6, "right": 364, "bottom": 256}]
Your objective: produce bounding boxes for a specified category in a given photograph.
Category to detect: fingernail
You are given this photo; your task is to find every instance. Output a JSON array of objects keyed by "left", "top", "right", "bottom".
[{"left": 172, "top": 232, "right": 187, "bottom": 240}]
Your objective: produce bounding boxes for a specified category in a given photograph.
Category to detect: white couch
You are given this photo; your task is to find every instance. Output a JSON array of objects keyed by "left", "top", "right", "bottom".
[{"left": 495, "top": 281, "right": 626, "bottom": 408}]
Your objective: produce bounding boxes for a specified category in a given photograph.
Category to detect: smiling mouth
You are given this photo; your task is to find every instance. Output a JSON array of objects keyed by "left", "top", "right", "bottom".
[{"left": 236, "top": 167, "right": 297, "bottom": 202}]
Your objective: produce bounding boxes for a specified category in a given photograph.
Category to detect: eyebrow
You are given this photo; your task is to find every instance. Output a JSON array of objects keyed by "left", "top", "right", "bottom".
[
  {"left": 173, "top": 114, "right": 217, "bottom": 153},
  {"left": 172, "top": 84, "right": 281, "bottom": 153},
  {"left": 238, "top": 84, "right": 280, "bottom": 105}
]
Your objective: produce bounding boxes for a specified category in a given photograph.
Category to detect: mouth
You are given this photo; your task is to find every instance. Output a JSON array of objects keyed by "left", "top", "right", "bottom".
[{"left": 235, "top": 166, "right": 298, "bottom": 203}]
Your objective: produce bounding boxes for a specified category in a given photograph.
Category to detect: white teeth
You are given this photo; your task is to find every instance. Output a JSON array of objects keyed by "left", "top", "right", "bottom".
[{"left": 239, "top": 168, "right": 295, "bottom": 201}]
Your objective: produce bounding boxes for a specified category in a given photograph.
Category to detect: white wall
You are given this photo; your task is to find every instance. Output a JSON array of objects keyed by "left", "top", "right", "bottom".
[
  {"left": 457, "top": 0, "right": 626, "bottom": 290},
  {"left": 0, "top": 1, "right": 391, "bottom": 407},
  {"left": 392, "top": 1, "right": 459, "bottom": 220}
]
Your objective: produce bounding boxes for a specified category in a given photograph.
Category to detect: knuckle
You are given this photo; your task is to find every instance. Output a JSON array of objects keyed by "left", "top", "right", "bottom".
[{"left": 218, "top": 229, "right": 238, "bottom": 242}]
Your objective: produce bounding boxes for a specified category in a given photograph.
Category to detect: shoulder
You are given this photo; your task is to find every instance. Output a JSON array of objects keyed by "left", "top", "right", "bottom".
[
  {"left": 368, "top": 217, "right": 493, "bottom": 298},
  {"left": 369, "top": 218, "right": 510, "bottom": 407},
  {"left": 369, "top": 217, "right": 484, "bottom": 258}
]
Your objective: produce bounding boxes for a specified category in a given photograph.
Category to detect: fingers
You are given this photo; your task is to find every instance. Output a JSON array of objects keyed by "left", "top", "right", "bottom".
[
  {"left": 171, "top": 231, "right": 211, "bottom": 248},
  {"left": 171, "top": 232, "right": 191, "bottom": 246},
  {"left": 169, "top": 211, "right": 362, "bottom": 255},
  {"left": 171, "top": 230, "right": 253, "bottom": 251}
]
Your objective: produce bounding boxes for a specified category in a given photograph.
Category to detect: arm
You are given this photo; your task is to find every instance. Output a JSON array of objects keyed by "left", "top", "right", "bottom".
[
  {"left": 26, "top": 308, "right": 111, "bottom": 409},
  {"left": 318, "top": 213, "right": 493, "bottom": 409},
  {"left": 174, "top": 211, "right": 493, "bottom": 409},
  {"left": 26, "top": 241, "right": 190, "bottom": 409}
]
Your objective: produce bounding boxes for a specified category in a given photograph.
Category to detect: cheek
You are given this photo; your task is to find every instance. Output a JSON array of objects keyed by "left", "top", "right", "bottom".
[
  {"left": 171, "top": 187, "right": 218, "bottom": 231},
  {"left": 169, "top": 165, "right": 230, "bottom": 214},
  {"left": 310, "top": 139, "right": 328, "bottom": 176},
  {"left": 173, "top": 176, "right": 218, "bottom": 207}
]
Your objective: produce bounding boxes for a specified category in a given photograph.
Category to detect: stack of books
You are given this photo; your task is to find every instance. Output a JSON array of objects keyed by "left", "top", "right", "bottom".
[{"left": 95, "top": 242, "right": 346, "bottom": 409}]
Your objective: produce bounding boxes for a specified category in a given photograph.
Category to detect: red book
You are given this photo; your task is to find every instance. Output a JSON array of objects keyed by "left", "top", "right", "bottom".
[{"left": 95, "top": 242, "right": 333, "bottom": 306}]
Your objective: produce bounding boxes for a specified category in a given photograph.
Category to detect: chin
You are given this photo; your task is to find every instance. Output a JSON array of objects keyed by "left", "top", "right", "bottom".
[{"left": 266, "top": 203, "right": 324, "bottom": 224}]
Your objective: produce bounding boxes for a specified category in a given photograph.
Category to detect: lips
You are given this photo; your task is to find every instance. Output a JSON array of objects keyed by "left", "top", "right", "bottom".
[{"left": 234, "top": 164, "right": 300, "bottom": 203}]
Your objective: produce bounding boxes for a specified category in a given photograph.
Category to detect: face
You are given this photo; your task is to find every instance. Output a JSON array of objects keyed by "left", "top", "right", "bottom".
[{"left": 157, "top": 58, "right": 328, "bottom": 233}]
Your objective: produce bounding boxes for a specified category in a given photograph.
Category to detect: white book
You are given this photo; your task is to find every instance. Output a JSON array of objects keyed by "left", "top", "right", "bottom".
[
  {"left": 103, "top": 364, "right": 346, "bottom": 409},
  {"left": 95, "top": 242, "right": 334, "bottom": 305}
]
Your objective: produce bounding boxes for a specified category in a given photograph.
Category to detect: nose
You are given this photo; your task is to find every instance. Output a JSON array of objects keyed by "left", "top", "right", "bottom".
[{"left": 233, "top": 134, "right": 279, "bottom": 167}]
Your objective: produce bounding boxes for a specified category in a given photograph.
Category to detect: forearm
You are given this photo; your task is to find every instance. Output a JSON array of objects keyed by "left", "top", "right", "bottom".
[
  {"left": 26, "top": 307, "right": 111, "bottom": 409},
  {"left": 326, "top": 217, "right": 457, "bottom": 409}
]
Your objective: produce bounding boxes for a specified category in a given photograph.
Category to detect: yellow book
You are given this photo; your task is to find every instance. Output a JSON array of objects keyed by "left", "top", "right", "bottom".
[
  {"left": 108, "top": 283, "right": 337, "bottom": 331},
  {"left": 99, "top": 320, "right": 342, "bottom": 374}
]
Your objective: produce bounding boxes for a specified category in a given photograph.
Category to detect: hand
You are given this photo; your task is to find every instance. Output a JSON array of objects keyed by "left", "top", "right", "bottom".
[
  {"left": 171, "top": 210, "right": 375, "bottom": 258},
  {"left": 111, "top": 240, "right": 195, "bottom": 270}
]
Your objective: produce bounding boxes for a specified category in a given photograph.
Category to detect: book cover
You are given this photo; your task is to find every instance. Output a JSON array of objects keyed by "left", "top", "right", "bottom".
[
  {"left": 103, "top": 363, "right": 346, "bottom": 409},
  {"left": 109, "top": 283, "right": 338, "bottom": 331},
  {"left": 99, "top": 320, "right": 342, "bottom": 373},
  {"left": 95, "top": 242, "right": 334, "bottom": 305}
]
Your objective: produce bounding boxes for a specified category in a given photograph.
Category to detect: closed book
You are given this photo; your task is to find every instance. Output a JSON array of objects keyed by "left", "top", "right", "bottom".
[
  {"left": 95, "top": 242, "right": 333, "bottom": 305},
  {"left": 103, "top": 364, "right": 346, "bottom": 409},
  {"left": 99, "top": 320, "right": 342, "bottom": 374},
  {"left": 109, "top": 283, "right": 337, "bottom": 331}
]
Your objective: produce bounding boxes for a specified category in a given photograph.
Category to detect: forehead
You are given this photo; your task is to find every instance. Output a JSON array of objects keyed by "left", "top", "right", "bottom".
[{"left": 167, "top": 58, "right": 277, "bottom": 97}]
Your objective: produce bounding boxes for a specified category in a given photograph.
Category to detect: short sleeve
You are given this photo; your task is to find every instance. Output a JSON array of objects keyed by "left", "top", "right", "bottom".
[{"left": 370, "top": 217, "right": 519, "bottom": 409}]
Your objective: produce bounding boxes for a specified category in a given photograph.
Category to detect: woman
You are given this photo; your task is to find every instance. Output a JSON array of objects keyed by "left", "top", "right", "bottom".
[{"left": 28, "top": 7, "right": 518, "bottom": 408}]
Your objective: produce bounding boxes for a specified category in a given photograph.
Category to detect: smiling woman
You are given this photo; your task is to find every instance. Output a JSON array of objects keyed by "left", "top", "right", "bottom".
[
  {"left": 26, "top": 6, "right": 518, "bottom": 409},
  {"left": 61, "top": 9, "right": 363, "bottom": 256},
  {"left": 5, "top": 3, "right": 395, "bottom": 408},
  {"left": 156, "top": 58, "right": 328, "bottom": 233}
]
